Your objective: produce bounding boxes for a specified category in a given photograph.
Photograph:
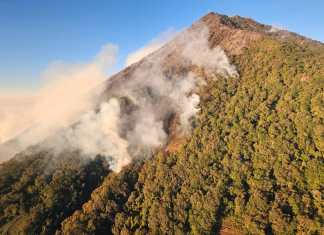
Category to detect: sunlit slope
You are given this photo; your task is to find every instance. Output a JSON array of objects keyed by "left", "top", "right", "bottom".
[
  {"left": 59, "top": 34, "right": 324, "bottom": 235},
  {"left": 0, "top": 13, "right": 323, "bottom": 235}
]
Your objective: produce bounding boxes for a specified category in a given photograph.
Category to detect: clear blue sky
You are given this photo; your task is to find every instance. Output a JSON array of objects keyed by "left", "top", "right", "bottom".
[{"left": 1, "top": 0, "right": 323, "bottom": 89}]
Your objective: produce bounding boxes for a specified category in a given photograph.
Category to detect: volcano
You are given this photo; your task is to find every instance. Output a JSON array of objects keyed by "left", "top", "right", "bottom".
[{"left": 0, "top": 12, "right": 323, "bottom": 235}]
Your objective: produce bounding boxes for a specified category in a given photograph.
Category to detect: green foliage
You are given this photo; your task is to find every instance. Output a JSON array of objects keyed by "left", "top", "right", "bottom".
[
  {"left": 0, "top": 36, "right": 323, "bottom": 235},
  {"left": 109, "top": 38, "right": 323, "bottom": 235},
  {"left": 57, "top": 163, "right": 140, "bottom": 235},
  {"left": 0, "top": 152, "right": 110, "bottom": 235}
]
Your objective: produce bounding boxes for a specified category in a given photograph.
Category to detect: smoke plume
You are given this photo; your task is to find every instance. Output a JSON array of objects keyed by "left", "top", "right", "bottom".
[
  {"left": 0, "top": 24, "right": 238, "bottom": 172},
  {"left": 125, "top": 28, "right": 177, "bottom": 66},
  {"left": 0, "top": 43, "right": 118, "bottom": 161}
]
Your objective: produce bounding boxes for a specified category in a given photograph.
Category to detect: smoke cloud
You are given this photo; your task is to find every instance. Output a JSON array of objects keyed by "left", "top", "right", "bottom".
[
  {"left": 176, "top": 25, "right": 238, "bottom": 77},
  {"left": 0, "top": 24, "right": 238, "bottom": 172},
  {"left": 0, "top": 43, "right": 118, "bottom": 161},
  {"left": 125, "top": 28, "right": 177, "bottom": 66},
  {"left": 268, "top": 24, "right": 287, "bottom": 33}
]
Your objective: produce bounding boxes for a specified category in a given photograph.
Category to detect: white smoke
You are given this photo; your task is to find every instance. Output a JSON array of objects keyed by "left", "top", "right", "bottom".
[
  {"left": 268, "top": 24, "right": 287, "bottom": 33},
  {"left": 0, "top": 43, "right": 118, "bottom": 161},
  {"left": 0, "top": 91, "right": 36, "bottom": 144},
  {"left": 125, "top": 28, "right": 177, "bottom": 66},
  {"left": 0, "top": 24, "right": 238, "bottom": 172},
  {"left": 178, "top": 25, "right": 239, "bottom": 77},
  {"left": 48, "top": 25, "right": 238, "bottom": 171},
  {"left": 47, "top": 58, "right": 201, "bottom": 171},
  {"left": 50, "top": 99, "right": 131, "bottom": 172}
]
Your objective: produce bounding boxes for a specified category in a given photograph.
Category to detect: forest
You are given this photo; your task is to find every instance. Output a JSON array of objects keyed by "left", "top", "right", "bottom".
[{"left": 0, "top": 17, "right": 323, "bottom": 235}]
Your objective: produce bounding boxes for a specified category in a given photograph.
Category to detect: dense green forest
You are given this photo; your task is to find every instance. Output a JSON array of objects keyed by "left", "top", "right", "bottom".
[
  {"left": 0, "top": 15, "right": 323, "bottom": 235},
  {"left": 58, "top": 38, "right": 323, "bottom": 235},
  {"left": 0, "top": 152, "right": 110, "bottom": 234}
]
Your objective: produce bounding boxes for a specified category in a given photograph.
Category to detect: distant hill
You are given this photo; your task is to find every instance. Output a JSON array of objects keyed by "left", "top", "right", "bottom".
[{"left": 0, "top": 12, "right": 323, "bottom": 235}]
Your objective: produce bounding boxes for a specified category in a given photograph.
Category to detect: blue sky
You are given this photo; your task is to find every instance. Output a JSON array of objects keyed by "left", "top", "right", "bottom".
[{"left": 1, "top": 0, "right": 323, "bottom": 89}]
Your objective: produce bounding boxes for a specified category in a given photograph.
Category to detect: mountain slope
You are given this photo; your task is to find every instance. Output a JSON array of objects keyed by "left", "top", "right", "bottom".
[{"left": 1, "top": 12, "right": 323, "bottom": 235}]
